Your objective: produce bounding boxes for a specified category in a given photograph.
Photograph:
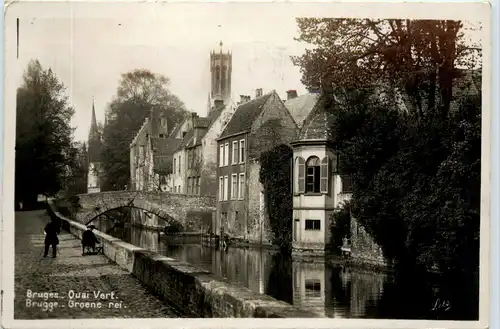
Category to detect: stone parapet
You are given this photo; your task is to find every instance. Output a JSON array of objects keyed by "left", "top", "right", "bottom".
[
  {"left": 47, "top": 200, "right": 318, "bottom": 318},
  {"left": 53, "top": 191, "right": 216, "bottom": 232}
]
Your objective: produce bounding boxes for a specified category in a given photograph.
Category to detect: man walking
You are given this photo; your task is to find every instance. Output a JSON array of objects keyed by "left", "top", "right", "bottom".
[{"left": 44, "top": 218, "right": 60, "bottom": 258}]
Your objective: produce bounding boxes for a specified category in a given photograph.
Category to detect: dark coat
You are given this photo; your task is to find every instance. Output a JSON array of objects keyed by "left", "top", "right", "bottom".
[
  {"left": 82, "top": 230, "right": 98, "bottom": 247},
  {"left": 44, "top": 222, "right": 59, "bottom": 245}
]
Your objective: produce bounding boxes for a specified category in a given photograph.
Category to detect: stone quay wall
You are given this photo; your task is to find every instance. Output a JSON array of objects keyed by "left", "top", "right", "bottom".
[{"left": 47, "top": 200, "right": 317, "bottom": 318}]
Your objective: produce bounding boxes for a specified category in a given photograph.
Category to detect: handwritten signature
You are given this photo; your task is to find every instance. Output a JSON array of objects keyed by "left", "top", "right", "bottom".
[{"left": 431, "top": 298, "right": 451, "bottom": 312}]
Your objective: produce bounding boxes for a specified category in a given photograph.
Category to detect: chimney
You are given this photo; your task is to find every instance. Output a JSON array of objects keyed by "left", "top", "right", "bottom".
[
  {"left": 286, "top": 90, "right": 298, "bottom": 100},
  {"left": 255, "top": 88, "right": 263, "bottom": 98},
  {"left": 239, "top": 95, "right": 252, "bottom": 104}
]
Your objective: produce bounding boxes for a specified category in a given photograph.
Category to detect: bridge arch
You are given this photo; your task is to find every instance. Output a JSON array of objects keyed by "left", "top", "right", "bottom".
[
  {"left": 54, "top": 191, "right": 215, "bottom": 232},
  {"left": 62, "top": 191, "right": 216, "bottom": 232},
  {"left": 84, "top": 205, "right": 179, "bottom": 227}
]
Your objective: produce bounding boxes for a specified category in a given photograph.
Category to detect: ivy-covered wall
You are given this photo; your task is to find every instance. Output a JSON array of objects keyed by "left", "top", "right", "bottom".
[{"left": 259, "top": 144, "right": 294, "bottom": 251}]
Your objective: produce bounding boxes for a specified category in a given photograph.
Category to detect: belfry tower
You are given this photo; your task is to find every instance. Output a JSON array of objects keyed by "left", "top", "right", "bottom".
[
  {"left": 207, "top": 41, "right": 232, "bottom": 114},
  {"left": 87, "top": 98, "right": 102, "bottom": 193}
]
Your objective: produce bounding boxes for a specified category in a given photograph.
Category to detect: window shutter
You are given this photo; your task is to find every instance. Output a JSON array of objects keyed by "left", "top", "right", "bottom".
[
  {"left": 320, "top": 156, "right": 329, "bottom": 193},
  {"left": 298, "top": 157, "right": 305, "bottom": 193}
]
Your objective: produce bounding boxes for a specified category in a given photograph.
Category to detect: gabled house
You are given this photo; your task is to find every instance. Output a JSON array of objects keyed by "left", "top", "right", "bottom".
[
  {"left": 215, "top": 89, "right": 298, "bottom": 244},
  {"left": 170, "top": 99, "right": 236, "bottom": 195},
  {"left": 129, "top": 108, "right": 172, "bottom": 191},
  {"left": 283, "top": 90, "right": 320, "bottom": 128},
  {"left": 289, "top": 94, "right": 349, "bottom": 254}
]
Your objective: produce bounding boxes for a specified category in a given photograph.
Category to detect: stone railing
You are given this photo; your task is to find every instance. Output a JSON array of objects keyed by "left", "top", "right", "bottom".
[{"left": 46, "top": 200, "right": 318, "bottom": 318}]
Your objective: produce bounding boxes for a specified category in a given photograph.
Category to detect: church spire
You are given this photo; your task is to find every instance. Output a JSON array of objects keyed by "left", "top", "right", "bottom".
[
  {"left": 89, "top": 97, "right": 99, "bottom": 140},
  {"left": 88, "top": 97, "right": 101, "bottom": 164}
]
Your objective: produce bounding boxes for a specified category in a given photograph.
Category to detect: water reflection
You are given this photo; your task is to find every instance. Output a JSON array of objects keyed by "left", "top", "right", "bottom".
[{"left": 95, "top": 221, "right": 477, "bottom": 320}]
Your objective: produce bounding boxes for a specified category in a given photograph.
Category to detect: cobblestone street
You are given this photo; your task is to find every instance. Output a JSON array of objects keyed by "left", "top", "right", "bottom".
[{"left": 14, "top": 210, "right": 180, "bottom": 319}]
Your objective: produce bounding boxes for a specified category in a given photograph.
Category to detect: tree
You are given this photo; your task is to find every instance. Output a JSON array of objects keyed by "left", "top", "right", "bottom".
[
  {"left": 63, "top": 141, "right": 88, "bottom": 196},
  {"left": 292, "top": 19, "right": 482, "bottom": 279},
  {"left": 15, "top": 60, "right": 76, "bottom": 207},
  {"left": 100, "top": 69, "right": 187, "bottom": 191},
  {"left": 291, "top": 19, "right": 481, "bottom": 118}
]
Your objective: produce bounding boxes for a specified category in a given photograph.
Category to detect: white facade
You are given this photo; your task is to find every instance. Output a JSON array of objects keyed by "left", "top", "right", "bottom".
[
  {"left": 171, "top": 149, "right": 186, "bottom": 193},
  {"left": 87, "top": 162, "right": 101, "bottom": 194},
  {"left": 291, "top": 142, "right": 352, "bottom": 253}
]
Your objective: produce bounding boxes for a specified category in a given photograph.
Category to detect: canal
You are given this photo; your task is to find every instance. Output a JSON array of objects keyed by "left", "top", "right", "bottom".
[{"left": 95, "top": 219, "right": 478, "bottom": 320}]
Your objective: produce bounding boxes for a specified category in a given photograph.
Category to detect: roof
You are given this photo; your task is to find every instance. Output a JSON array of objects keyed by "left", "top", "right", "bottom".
[
  {"left": 284, "top": 93, "right": 320, "bottom": 128},
  {"left": 219, "top": 92, "right": 273, "bottom": 139},
  {"left": 151, "top": 137, "right": 181, "bottom": 156},
  {"left": 174, "top": 130, "right": 194, "bottom": 152},
  {"left": 150, "top": 137, "right": 182, "bottom": 173},
  {"left": 168, "top": 113, "right": 191, "bottom": 138},
  {"left": 298, "top": 97, "right": 336, "bottom": 141}
]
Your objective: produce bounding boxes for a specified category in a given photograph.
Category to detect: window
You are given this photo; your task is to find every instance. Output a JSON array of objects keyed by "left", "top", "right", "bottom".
[
  {"left": 159, "top": 133, "right": 164, "bottom": 138},
  {"left": 173, "top": 158, "right": 176, "bottom": 174},
  {"left": 306, "top": 156, "right": 321, "bottom": 193},
  {"left": 224, "top": 143, "right": 229, "bottom": 166},
  {"left": 178, "top": 155, "right": 181, "bottom": 173},
  {"left": 231, "top": 174, "right": 238, "bottom": 199},
  {"left": 305, "top": 279, "right": 321, "bottom": 298},
  {"left": 188, "top": 150, "right": 192, "bottom": 169},
  {"left": 232, "top": 141, "right": 239, "bottom": 164},
  {"left": 219, "top": 145, "right": 224, "bottom": 167},
  {"left": 139, "top": 146, "right": 145, "bottom": 164},
  {"left": 196, "top": 176, "right": 201, "bottom": 195},
  {"left": 305, "top": 219, "right": 321, "bottom": 230},
  {"left": 239, "top": 140, "right": 245, "bottom": 163},
  {"left": 187, "top": 177, "right": 192, "bottom": 194},
  {"left": 219, "top": 176, "right": 224, "bottom": 201},
  {"left": 238, "top": 173, "right": 245, "bottom": 199},
  {"left": 224, "top": 176, "right": 229, "bottom": 201},
  {"left": 192, "top": 149, "right": 196, "bottom": 169}
]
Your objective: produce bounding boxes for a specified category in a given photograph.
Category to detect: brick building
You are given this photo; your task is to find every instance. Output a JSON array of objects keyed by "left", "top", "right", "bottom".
[{"left": 215, "top": 89, "right": 298, "bottom": 244}]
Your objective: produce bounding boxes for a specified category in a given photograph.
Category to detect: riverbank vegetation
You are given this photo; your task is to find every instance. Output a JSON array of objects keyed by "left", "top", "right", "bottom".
[{"left": 293, "top": 19, "right": 482, "bottom": 282}]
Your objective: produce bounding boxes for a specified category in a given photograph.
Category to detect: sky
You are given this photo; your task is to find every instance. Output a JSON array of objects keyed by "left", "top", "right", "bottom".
[
  {"left": 8, "top": 3, "right": 314, "bottom": 142},
  {"left": 5, "top": 2, "right": 485, "bottom": 143}
]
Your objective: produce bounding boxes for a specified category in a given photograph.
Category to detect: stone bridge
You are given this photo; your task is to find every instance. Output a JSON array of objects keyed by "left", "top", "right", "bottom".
[{"left": 52, "top": 191, "right": 216, "bottom": 231}]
